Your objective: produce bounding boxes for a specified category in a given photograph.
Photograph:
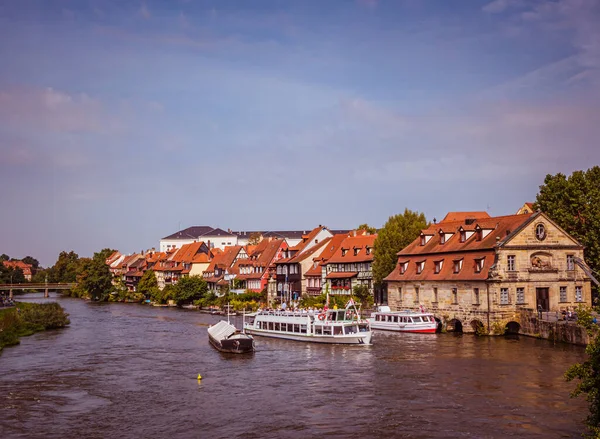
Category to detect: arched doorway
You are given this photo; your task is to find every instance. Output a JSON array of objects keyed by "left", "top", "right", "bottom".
[
  {"left": 505, "top": 321, "right": 521, "bottom": 334},
  {"left": 447, "top": 319, "right": 463, "bottom": 333},
  {"left": 470, "top": 320, "right": 485, "bottom": 335}
]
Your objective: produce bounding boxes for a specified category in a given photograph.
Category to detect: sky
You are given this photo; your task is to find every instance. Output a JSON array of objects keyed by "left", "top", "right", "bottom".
[{"left": 1, "top": 0, "right": 599, "bottom": 267}]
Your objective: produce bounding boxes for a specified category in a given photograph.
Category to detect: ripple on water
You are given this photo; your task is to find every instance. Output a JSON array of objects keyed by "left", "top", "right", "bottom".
[{"left": 0, "top": 295, "right": 589, "bottom": 439}]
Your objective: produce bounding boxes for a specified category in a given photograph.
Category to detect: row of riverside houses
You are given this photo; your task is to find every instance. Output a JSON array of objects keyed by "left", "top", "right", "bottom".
[
  {"left": 384, "top": 204, "right": 594, "bottom": 334},
  {"left": 105, "top": 203, "right": 595, "bottom": 335},
  {"left": 106, "top": 226, "right": 380, "bottom": 304}
]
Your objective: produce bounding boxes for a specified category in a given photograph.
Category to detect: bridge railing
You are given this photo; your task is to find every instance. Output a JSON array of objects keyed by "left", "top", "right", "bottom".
[{"left": 0, "top": 283, "right": 76, "bottom": 290}]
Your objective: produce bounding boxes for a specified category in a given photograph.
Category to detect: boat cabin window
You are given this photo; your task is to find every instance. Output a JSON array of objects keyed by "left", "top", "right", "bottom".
[
  {"left": 323, "top": 326, "right": 332, "bottom": 335},
  {"left": 359, "top": 324, "right": 369, "bottom": 332},
  {"left": 333, "top": 326, "right": 343, "bottom": 335},
  {"left": 315, "top": 326, "right": 323, "bottom": 335},
  {"left": 393, "top": 316, "right": 399, "bottom": 323},
  {"left": 300, "top": 325, "right": 307, "bottom": 334},
  {"left": 413, "top": 316, "right": 422, "bottom": 322},
  {"left": 345, "top": 325, "right": 357, "bottom": 334},
  {"left": 268, "top": 322, "right": 274, "bottom": 330}
]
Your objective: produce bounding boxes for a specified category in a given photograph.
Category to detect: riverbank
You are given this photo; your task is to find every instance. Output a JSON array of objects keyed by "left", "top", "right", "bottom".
[{"left": 0, "top": 302, "right": 70, "bottom": 352}]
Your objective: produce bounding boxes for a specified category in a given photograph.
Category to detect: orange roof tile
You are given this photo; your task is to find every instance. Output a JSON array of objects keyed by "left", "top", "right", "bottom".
[
  {"left": 326, "top": 234, "right": 377, "bottom": 264},
  {"left": 400, "top": 213, "right": 534, "bottom": 256},
  {"left": 439, "top": 212, "right": 490, "bottom": 223}
]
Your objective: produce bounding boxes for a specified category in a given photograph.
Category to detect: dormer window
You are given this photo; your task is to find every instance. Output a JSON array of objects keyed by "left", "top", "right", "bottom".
[
  {"left": 475, "top": 226, "right": 482, "bottom": 241},
  {"left": 354, "top": 248, "right": 359, "bottom": 256},
  {"left": 453, "top": 259, "right": 463, "bottom": 274},
  {"left": 365, "top": 247, "right": 371, "bottom": 255},
  {"left": 439, "top": 231, "right": 446, "bottom": 245},
  {"left": 475, "top": 258, "right": 485, "bottom": 273},
  {"left": 420, "top": 235, "right": 426, "bottom": 246},
  {"left": 399, "top": 262, "right": 408, "bottom": 275},
  {"left": 460, "top": 230, "right": 466, "bottom": 243},
  {"left": 342, "top": 249, "right": 347, "bottom": 257},
  {"left": 434, "top": 260, "right": 443, "bottom": 274},
  {"left": 416, "top": 261, "right": 425, "bottom": 274}
]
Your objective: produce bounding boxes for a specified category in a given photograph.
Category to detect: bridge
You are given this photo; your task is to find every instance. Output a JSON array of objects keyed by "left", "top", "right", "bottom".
[{"left": 0, "top": 283, "right": 76, "bottom": 299}]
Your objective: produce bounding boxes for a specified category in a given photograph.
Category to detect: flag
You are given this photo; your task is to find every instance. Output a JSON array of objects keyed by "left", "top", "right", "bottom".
[{"left": 346, "top": 298, "right": 355, "bottom": 309}]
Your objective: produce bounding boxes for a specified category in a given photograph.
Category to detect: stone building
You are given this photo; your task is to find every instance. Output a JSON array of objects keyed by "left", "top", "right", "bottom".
[{"left": 384, "top": 210, "right": 592, "bottom": 334}]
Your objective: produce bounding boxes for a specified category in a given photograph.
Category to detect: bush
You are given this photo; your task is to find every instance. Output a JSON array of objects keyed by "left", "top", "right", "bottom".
[{"left": 0, "top": 302, "right": 70, "bottom": 351}]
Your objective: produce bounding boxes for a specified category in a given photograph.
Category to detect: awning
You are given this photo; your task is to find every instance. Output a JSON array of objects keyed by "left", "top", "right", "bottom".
[{"left": 326, "top": 271, "right": 358, "bottom": 279}]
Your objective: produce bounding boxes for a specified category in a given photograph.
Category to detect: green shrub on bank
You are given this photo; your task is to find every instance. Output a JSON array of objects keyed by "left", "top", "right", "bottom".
[{"left": 0, "top": 302, "right": 70, "bottom": 351}]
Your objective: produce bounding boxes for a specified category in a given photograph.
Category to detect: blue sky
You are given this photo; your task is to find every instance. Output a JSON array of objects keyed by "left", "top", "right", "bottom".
[{"left": 1, "top": 0, "right": 599, "bottom": 266}]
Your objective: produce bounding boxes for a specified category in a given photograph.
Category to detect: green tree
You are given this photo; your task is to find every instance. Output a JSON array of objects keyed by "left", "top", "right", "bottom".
[
  {"left": 173, "top": 275, "right": 208, "bottom": 305},
  {"left": 353, "top": 284, "right": 373, "bottom": 308},
  {"left": 137, "top": 270, "right": 159, "bottom": 300},
  {"left": 22, "top": 256, "right": 40, "bottom": 269},
  {"left": 357, "top": 223, "right": 377, "bottom": 234},
  {"left": 565, "top": 305, "right": 600, "bottom": 438},
  {"left": 248, "top": 232, "right": 262, "bottom": 245},
  {"left": 0, "top": 254, "right": 9, "bottom": 262},
  {"left": 72, "top": 248, "right": 115, "bottom": 301},
  {"left": 535, "top": 167, "right": 600, "bottom": 296},
  {"left": 48, "top": 251, "right": 81, "bottom": 283},
  {"left": 372, "top": 209, "right": 428, "bottom": 285}
]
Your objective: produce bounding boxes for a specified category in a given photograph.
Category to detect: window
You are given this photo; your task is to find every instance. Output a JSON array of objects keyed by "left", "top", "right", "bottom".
[
  {"left": 416, "top": 261, "right": 424, "bottom": 274},
  {"left": 476, "top": 228, "right": 482, "bottom": 241},
  {"left": 567, "top": 255, "right": 575, "bottom": 271},
  {"left": 342, "top": 249, "right": 347, "bottom": 256},
  {"left": 440, "top": 232, "right": 446, "bottom": 245},
  {"left": 420, "top": 235, "right": 426, "bottom": 246},
  {"left": 475, "top": 258, "right": 485, "bottom": 273},
  {"left": 433, "top": 287, "right": 438, "bottom": 302},
  {"left": 414, "top": 286, "right": 420, "bottom": 303},
  {"left": 453, "top": 260, "right": 461, "bottom": 274},
  {"left": 560, "top": 286, "right": 567, "bottom": 302},
  {"left": 473, "top": 288, "right": 480, "bottom": 305},
  {"left": 500, "top": 288, "right": 509, "bottom": 304},
  {"left": 452, "top": 288, "right": 458, "bottom": 304},
  {"left": 398, "top": 287, "right": 402, "bottom": 302},
  {"left": 576, "top": 286, "right": 583, "bottom": 302},
  {"left": 354, "top": 248, "right": 359, "bottom": 256},
  {"left": 516, "top": 287, "right": 525, "bottom": 304},
  {"left": 434, "top": 261, "right": 442, "bottom": 274},
  {"left": 366, "top": 247, "right": 371, "bottom": 255},
  {"left": 507, "top": 255, "right": 516, "bottom": 271},
  {"left": 460, "top": 230, "right": 466, "bottom": 243},
  {"left": 399, "top": 262, "right": 408, "bottom": 275}
]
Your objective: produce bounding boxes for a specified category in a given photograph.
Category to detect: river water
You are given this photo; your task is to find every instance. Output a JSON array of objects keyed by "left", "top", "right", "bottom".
[{"left": 0, "top": 294, "right": 588, "bottom": 439}]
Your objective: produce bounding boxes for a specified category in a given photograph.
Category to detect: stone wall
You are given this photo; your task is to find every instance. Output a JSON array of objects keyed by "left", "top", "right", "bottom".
[{"left": 517, "top": 310, "right": 591, "bottom": 345}]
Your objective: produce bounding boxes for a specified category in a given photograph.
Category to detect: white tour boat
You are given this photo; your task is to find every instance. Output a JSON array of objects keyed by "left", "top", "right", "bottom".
[
  {"left": 368, "top": 306, "right": 437, "bottom": 334},
  {"left": 244, "top": 307, "right": 372, "bottom": 345}
]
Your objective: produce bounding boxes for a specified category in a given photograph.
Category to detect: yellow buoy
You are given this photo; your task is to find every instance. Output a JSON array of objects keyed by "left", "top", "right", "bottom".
[{"left": 197, "top": 374, "right": 202, "bottom": 380}]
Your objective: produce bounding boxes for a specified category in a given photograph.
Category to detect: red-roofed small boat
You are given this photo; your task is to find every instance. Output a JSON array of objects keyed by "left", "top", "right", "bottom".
[{"left": 368, "top": 306, "right": 437, "bottom": 333}]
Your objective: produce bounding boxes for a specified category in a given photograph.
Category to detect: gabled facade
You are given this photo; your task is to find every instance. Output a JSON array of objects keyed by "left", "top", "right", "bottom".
[
  {"left": 236, "top": 238, "right": 287, "bottom": 292},
  {"left": 274, "top": 226, "right": 334, "bottom": 301},
  {"left": 385, "top": 211, "right": 593, "bottom": 334},
  {"left": 153, "top": 242, "right": 209, "bottom": 289},
  {"left": 305, "top": 233, "right": 351, "bottom": 296},
  {"left": 203, "top": 245, "right": 246, "bottom": 293},
  {"left": 323, "top": 232, "right": 376, "bottom": 296}
]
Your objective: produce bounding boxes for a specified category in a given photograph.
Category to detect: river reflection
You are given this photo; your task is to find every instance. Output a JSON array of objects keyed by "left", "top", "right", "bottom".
[{"left": 0, "top": 294, "right": 587, "bottom": 438}]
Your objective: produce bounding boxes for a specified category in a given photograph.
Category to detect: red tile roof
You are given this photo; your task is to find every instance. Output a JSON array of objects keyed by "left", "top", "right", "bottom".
[
  {"left": 326, "top": 234, "right": 376, "bottom": 264},
  {"left": 386, "top": 212, "right": 537, "bottom": 282},
  {"left": 440, "top": 211, "right": 490, "bottom": 223},
  {"left": 172, "top": 241, "right": 206, "bottom": 264},
  {"left": 400, "top": 213, "right": 534, "bottom": 256}
]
